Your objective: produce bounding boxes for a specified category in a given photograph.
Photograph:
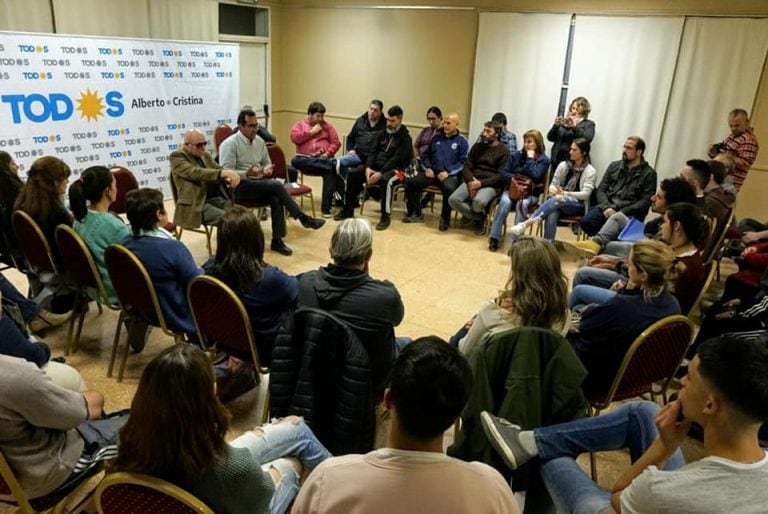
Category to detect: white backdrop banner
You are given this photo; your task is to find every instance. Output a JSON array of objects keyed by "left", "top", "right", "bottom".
[{"left": 0, "top": 31, "right": 239, "bottom": 195}]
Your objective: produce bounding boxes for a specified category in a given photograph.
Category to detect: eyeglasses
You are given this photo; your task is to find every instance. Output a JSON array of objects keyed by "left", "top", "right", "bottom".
[{"left": 188, "top": 141, "right": 207, "bottom": 149}]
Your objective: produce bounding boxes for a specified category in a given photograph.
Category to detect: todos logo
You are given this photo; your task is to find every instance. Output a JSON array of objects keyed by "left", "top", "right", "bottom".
[{"left": 1, "top": 89, "right": 124, "bottom": 124}]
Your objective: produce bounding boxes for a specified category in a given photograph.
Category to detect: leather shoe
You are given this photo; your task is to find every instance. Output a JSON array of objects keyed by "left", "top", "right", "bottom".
[
  {"left": 300, "top": 215, "right": 325, "bottom": 230},
  {"left": 333, "top": 210, "right": 353, "bottom": 221},
  {"left": 438, "top": 217, "right": 449, "bottom": 232},
  {"left": 376, "top": 214, "right": 391, "bottom": 231},
  {"left": 489, "top": 237, "right": 499, "bottom": 252},
  {"left": 271, "top": 239, "right": 293, "bottom": 256}
]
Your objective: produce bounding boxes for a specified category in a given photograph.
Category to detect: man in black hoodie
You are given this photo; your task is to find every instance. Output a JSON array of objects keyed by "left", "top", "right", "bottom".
[
  {"left": 297, "top": 218, "right": 406, "bottom": 394},
  {"left": 338, "top": 100, "right": 387, "bottom": 172},
  {"left": 335, "top": 106, "right": 412, "bottom": 231}
]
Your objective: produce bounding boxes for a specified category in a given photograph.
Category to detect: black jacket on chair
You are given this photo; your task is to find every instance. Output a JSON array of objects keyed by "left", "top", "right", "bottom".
[{"left": 269, "top": 307, "right": 375, "bottom": 455}]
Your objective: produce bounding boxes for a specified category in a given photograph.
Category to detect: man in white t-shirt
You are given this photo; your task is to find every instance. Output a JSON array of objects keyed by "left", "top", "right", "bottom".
[
  {"left": 482, "top": 335, "right": 768, "bottom": 513},
  {"left": 292, "top": 336, "right": 520, "bottom": 514}
]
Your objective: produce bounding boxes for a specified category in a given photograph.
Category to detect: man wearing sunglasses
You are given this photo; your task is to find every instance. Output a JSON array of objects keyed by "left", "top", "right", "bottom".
[
  {"left": 170, "top": 128, "right": 241, "bottom": 232},
  {"left": 219, "top": 108, "right": 326, "bottom": 256}
]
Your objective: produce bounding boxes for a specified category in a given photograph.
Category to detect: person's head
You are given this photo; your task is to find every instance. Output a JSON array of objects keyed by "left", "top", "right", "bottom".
[
  {"left": 569, "top": 97, "right": 591, "bottom": 118},
  {"left": 236, "top": 108, "right": 259, "bottom": 141},
  {"left": 307, "top": 101, "right": 326, "bottom": 125},
  {"left": 210, "top": 206, "right": 265, "bottom": 290},
  {"left": 627, "top": 239, "right": 681, "bottom": 299},
  {"left": 14, "top": 155, "right": 71, "bottom": 220},
  {"left": 385, "top": 336, "right": 472, "bottom": 442},
  {"left": 442, "top": 113, "right": 460, "bottom": 136},
  {"left": 713, "top": 152, "right": 736, "bottom": 173},
  {"left": 426, "top": 106, "right": 443, "bottom": 129},
  {"left": 680, "top": 336, "right": 768, "bottom": 430},
  {"left": 125, "top": 187, "right": 166, "bottom": 235},
  {"left": 368, "top": 99, "right": 383, "bottom": 123},
  {"left": 114, "top": 344, "right": 229, "bottom": 488},
  {"left": 0, "top": 151, "right": 18, "bottom": 176},
  {"left": 491, "top": 112, "right": 508, "bottom": 128},
  {"left": 651, "top": 177, "right": 697, "bottom": 214},
  {"left": 707, "top": 159, "right": 727, "bottom": 186},
  {"left": 661, "top": 202, "right": 708, "bottom": 250},
  {"left": 499, "top": 236, "right": 568, "bottom": 329},
  {"left": 569, "top": 137, "right": 591, "bottom": 165},
  {"left": 522, "top": 129, "right": 545, "bottom": 155},
  {"left": 386, "top": 105, "right": 403, "bottom": 133},
  {"left": 622, "top": 136, "right": 645, "bottom": 163},
  {"left": 481, "top": 121, "right": 502, "bottom": 144},
  {"left": 68, "top": 166, "right": 116, "bottom": 221},
  {"left": 182, "top": 128, "right": 208, "bottom": 158},
  {"left": 330, "top": 218, "right": 373, "bottom": 269},
  {"left": 680, "top": 159, "right": 710, "bottom": 192},
  {"left": 728, "top": 108, "right": 750, "bottom": 136}
]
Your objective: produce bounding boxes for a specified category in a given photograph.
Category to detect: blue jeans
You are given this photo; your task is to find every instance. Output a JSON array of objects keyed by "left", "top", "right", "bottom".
[
  {"left": 535, "top": 401, "right": 685, "bottom": 514},
  {"left": 489, "top": 192, "right": 514, "bottom": 240},
  {"left": 570, "top": 285, "right": 617, "bottom": 310},
  {"left": 579, "top": 206, "right": 609, "bottom": 237},
  {"left": 0, "top": 272, "right": 40, "bottom": 321},
  {"left": 230, "top": 417, "right": 331, "bottom": 514},
  {"left": 573, "top": 266, "right": 625, "bottom": 290},
  {"left": 338, "top": 153, "right": 362, "bottom": 170},
  {"left": 531, "top": 197, "right": 584, "bottom": 241},
  {"left": 394, "top": 336, "right": 412, "bottom": 359}
]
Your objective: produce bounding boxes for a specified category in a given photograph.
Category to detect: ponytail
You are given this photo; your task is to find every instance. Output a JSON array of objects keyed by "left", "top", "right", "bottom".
[{"left": 67, "top": 166, "right": 113, "bottom": 222}]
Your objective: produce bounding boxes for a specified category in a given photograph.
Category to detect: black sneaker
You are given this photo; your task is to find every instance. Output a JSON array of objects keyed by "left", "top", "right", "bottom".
[
  {"left": 334, "top": 209, "right": 353, "bottom": 221},
  {"left": 458, "top": 216, "right": 475, "bottom": 228},
  {"left": 321, "top": 210, "right": 332, "bottom": 219},
  {"left": 480, "top": 411, "right": 532, "bottom": 470},
  {"left": 271, "top": 239, "right": 293, "bottom": 256},
  {"left": 489, "top": 237, "right": 499, "bottom": 252},
  {"left": 439, "top": 217, "right": 450, "bottom": 231},
  {"left": 300, "top": 215, "right": 326, "bottom": 230},
  {"left": 403, "top": 213, "right": 424, "bottom": 224},
  {"left": 474, "top": 219, "right": 486, "bottom": 235}
]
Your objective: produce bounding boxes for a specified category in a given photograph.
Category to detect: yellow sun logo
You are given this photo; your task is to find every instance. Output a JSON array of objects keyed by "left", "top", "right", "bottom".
[{"left": 76, "top": 89, "right": 105, "bottom": 122}]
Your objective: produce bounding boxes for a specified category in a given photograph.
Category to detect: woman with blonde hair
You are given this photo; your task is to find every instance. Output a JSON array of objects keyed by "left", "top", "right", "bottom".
[
  {"left": 569, "top": 239, "right": 682, "bottom": 395},
  {"left": 458, "top": 236, "right": 569, "bottom": 356},
  {"left": 488, "top": 130, "right": 550, "bottom": 252},
  {"left": 547, "top": 96, "right": 595, "bottom": 171}
]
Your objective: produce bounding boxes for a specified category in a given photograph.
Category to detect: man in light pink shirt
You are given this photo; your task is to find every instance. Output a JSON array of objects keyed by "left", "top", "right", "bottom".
[
  {"left": 292, "top": 337, "right": 520, "bottom": 514},
  {"left": 290, "top": 102, "right": 341, "bottom": 218}
]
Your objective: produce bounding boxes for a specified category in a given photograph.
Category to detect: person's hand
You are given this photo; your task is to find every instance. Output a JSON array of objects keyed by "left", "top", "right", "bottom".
[
  {"left": 564, "top": 116, "right": 574, "bottom": 127},
  {"left": 655, "top": 400, "right": 691, "bottom": 454},
  {"left": 743, "top": 245, "right": 758, "bottom": 255},
  {"left": 742, "top": 232, "right": 761, "bottom": 244},
  {"left": 424, "top": 168, "right": 435, "bottom": 179},
  {"left": 555, "top": 194, "right": 565, "bottom": 202},
  {"left": 724, "top": 298, "right": 741, "bottom": 309},
  {"left": 468, "top": 179, "right": 481, "bottom": 192},
  {"left": 309, "top": 123, "right": 322, "bottom": 136},
  {"left": 554, "top": 116, "right": 564, "bottom": 126},
  {"left": 348, "top": 149, "right": 357, "bottom": 156},
  {"left": 221, "top": 170, "right": 241, "bottom": 188},
  {"left": 318, "top": 151, "right": 329, "bottom": 159},
  {"left": 707, "top": 144, "right": 717, "bottom": 159},
  {"left": 83, "top": 390, "right": 104, "bottom": 420},
  {"left": 367, "top": 171, "right": 382, "bottom": 185},
  {"left": 437, "top": 171, "right": 448, "bottom": 182},
  {"left": 263, "top": 165, "right": 274, "bottom": 177},
  {"left": 603, "top": 207, "right": 617, "bottom": 218},
  {"left": 610, "top": 279, "right": 626, "bottom": 291},
  {"left": 526, "top": 149, "right": 535, "bottom": 159}
]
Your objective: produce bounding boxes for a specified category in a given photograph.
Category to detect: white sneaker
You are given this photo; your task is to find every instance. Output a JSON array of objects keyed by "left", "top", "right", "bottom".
[{"left": 510, "top": 221, "right": 528, "bottom": 237}]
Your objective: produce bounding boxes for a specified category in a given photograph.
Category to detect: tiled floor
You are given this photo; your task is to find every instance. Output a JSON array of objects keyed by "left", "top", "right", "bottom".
[{"left": 3, "top": 176, "right": 716, "bottom": 510}]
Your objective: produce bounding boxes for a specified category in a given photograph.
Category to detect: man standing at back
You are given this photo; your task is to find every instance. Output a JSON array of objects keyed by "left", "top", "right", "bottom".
[
  {"left": 220, "top": 108, "right": 325, "bottom": 256},
  {"left": 293, "top": 337, "right": 520, "bottom": 514},
  {"left": 579, "top": 136, "right": 656, "bottom": 237},
  {"left": 290, "top": 102, "right": 342, "bottom": 218},
  {"left": 708, "top": 108, "right": 759, "bottom": 192}
]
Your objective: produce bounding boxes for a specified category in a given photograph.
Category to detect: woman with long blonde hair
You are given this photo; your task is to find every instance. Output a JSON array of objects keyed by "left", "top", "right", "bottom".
[{"left": 458, "top": 236, "right": 569, "bottom": 356}]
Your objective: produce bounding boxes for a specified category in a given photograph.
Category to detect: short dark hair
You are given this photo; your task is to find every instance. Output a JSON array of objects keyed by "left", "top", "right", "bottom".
[
  {"left": 665, "top": 202, "right": 708, "bottom": 248},
  {"left": 707, "top": 160, "right": 727, "bottom": 185},
  {"left": 729, "top": 108, "right": 749, "bottom": 119},
  {"left": 125, "top": 188, "right": 164, "bottom": 235},
  {"left": 491, "top": 112, "right": 507, "bottom": 126},
  {"left": 484, "top": 120, "right": 503, "bottom": 139},
  {"left": 660, "top": 177, "right": 696, "bottom": 205},
  {"left": 686, "top": 159, "right": 711, "bottom": 189},
  {"left": 697, "top": 336, "right": 768, "bottom": 423},
  {"left": 387, "top": 105, "right": 403, "bottom": 118},
  {"left": 307, "top": 102, "right": 326, "bottom": 115},
  {"left": 426, "top": 106, "right": 442, "bottom": 119},
  {"left": 370, "top": 99, "right": 383, "bottom": 110},
  {"left": 237, "top": 108, "right": 257, "bottom": 127},
  {"left": 627, "top": 136, "right": 646, "bottom": 155},
  {"left": 389, "top": 337, "right": 473, "bottom": 440}
]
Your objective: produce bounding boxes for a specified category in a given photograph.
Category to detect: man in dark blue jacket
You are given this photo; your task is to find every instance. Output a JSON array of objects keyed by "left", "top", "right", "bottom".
[{"left": 403, "top": 113, "right": 469, "bottom": 226}]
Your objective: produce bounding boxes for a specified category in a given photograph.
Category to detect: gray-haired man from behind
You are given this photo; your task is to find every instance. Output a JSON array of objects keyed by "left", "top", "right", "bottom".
[{"left": 296, "top": 218, "right": 408, "bottom": 395}]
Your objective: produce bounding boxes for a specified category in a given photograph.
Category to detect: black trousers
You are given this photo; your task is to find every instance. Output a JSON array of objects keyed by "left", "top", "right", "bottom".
[
  {"left": 291, "top": 155, "right": 335, "bottom": 214},
  {"left": 404, "top": 173, "right": 461, "bottom": 219},
  {"left": 235, "top": 178, "right": 303, "bottom": 239}
]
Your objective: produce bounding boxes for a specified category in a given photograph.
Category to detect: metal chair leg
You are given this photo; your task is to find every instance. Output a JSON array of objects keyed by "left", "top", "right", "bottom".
[{"left": 107, "top": 312, "right": 125, "bottom": 378}]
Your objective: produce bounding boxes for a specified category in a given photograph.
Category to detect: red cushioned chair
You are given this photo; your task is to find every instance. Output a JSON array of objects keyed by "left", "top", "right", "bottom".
[
  {"left": 268, "top": 143, "right": 315, "bottom": 217},
  {"left": 95, "top": 472, "right": 213, "bottom": 514}
]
